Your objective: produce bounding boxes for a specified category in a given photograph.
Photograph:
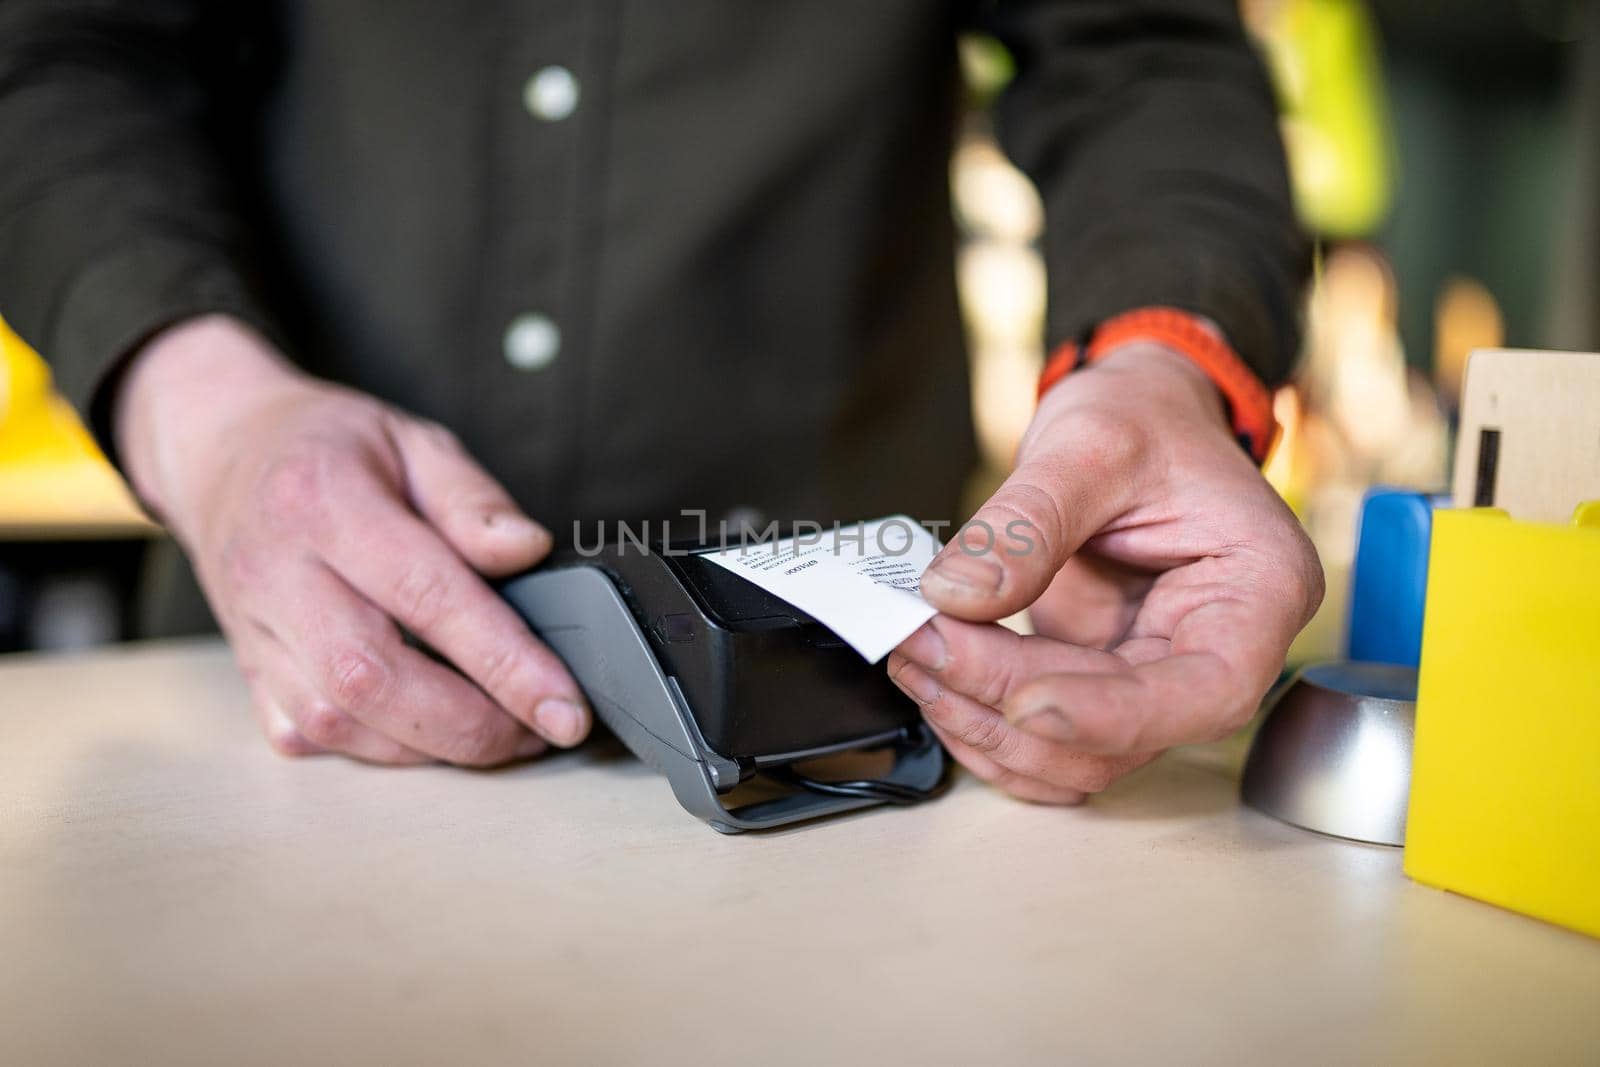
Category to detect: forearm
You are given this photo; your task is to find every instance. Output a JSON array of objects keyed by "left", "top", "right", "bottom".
[
  {"left": 0, "top": 2, "right": 281, "bottom": 445},
  {"left": 979, "top": 0, "right": 1311, "bottom": 385}
]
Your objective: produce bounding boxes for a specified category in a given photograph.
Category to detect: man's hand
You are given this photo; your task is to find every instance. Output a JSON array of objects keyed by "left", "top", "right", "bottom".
[
  {"left": 889, "top": 342, "right": 1322, "bottom": 803},
  {"left": 116, "top": 315, "right": 591, "bottom": 765}
]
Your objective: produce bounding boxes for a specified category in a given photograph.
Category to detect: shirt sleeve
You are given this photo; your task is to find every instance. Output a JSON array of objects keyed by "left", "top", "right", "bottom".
[
  {"left": 0, "top": 0, "right": 285, "bottom": 451},
  {"left": 973, "top": 0, "right": 1312, "bottom": 386}
]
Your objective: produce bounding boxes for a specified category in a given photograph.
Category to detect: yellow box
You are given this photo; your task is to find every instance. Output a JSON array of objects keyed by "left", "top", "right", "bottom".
[{"left": 1405, "top": 505, "right": 1600, "bottom": 938}]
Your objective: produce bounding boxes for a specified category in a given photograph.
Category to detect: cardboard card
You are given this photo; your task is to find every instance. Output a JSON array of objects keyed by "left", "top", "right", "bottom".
[{"left": 1451, "top": 349, "right": 1600, "bottom": 524}]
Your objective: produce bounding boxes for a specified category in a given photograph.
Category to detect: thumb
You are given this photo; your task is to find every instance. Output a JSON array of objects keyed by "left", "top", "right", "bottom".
[
  {"left": 921, "top": 414, "right": 1143, "bottom": 621},
  {"left": 390, "top": 416, "right": 553, "bottom": 576}
]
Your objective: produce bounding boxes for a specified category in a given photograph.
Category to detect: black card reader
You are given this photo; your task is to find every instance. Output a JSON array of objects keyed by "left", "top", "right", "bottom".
[{"left": 499, "top": 541, "right": 946, "bottom": 832}]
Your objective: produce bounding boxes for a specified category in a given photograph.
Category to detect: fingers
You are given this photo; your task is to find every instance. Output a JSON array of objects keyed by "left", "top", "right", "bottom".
[
  {"left": 1027, "top": 554, "right": 1154, "bottom": 650},
  {"left": 243, "top": 560, "right": 549, "bottom": 766},
  {"left": 894, "top": 616, "right": 1122, "bottom": 709},
  {"left": 907, "top": 512, "right": 1316, "bottom": 762},
  {"left": 1004, "top": 656, "right": 1240, "bottom": 756},
  {"left": 887, "top": 653, "right": 1145, "bottom": 798},
  {"left": 924, "top": 720, "right": 1088, "bottom": 806},
  {"left": 248, "top": 683, "right": 323, "bottom": 757},
  {"left": 171, "top": 384, "right": 583, "bottom": 770},
  {"left": 243, "top": 633, "right": 436, "bottom": 765},
  {"left": 316, "top": 467, "right": 591, "bottom": 748},
  {"left": 904, "top": 584, "right": 1294, "bottom": 760},
  {"left": 919, "top": 406, "right": 1146, "bottom": 622},
  {"left": 388, "top": 416, "right": 553, "bottom": 577},
  {"left": 1006, "top": 594, "right": 1297, "bottom": 756}
]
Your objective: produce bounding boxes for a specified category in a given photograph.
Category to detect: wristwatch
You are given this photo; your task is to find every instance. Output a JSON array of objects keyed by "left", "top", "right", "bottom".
[{"left": 1036, "top": 305, "right": 1278, "bottom": 464}]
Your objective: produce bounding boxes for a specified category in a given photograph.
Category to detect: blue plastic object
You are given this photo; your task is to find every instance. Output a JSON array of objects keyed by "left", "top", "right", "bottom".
[{"left": 1345, "top": 488, "right": 1447, "bottom": 667}]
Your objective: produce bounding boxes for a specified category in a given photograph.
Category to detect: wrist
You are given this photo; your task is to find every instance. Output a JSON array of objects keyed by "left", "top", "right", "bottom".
[
  {"left": 1038, "top": 339, "right": 1233, "bottom": 436},
  {"left": 1037, "top": 308, "right": 1277, "bottom": 462},
  {"left": 1084, "top": 342, "right": 1232, "bottom": 429},
  {"left": 114, "top": 314, "right": 306, "bottom": 520}
]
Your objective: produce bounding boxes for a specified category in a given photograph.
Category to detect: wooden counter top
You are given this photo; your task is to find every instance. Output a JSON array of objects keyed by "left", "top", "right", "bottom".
[{"left": 2, "top": 640, "right": 1596, "bottom": 1064}]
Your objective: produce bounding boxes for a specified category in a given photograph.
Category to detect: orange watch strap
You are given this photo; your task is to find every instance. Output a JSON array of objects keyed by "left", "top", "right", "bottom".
[{"left": 1036, "top": 306, "right": 1278, "bottom": 463}]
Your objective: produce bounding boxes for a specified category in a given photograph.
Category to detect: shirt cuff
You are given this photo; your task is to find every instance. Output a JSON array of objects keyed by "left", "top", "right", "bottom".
[{"left": 45, "top": 238, "right": 284, "bottom": 473}]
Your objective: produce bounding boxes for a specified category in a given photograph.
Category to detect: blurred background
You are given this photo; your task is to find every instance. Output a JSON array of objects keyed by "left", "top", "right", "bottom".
[{"left": 1, "top": 0, "right": 1595, "bottom": 656}]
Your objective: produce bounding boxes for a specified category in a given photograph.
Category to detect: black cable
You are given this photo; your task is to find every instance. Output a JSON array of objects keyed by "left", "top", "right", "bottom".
[{"left": 761, "top": 764, "right": 940, "bottom": 806}]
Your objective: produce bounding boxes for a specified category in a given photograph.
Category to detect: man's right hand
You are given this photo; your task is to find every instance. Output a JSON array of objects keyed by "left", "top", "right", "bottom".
[{"left": 115, "top": 314, "right": 590, "bottom": 765}]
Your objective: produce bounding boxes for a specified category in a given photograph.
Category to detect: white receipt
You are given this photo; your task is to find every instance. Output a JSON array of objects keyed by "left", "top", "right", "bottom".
[{"left": 698, "top": 516, "right": 940, "bottom": 663}]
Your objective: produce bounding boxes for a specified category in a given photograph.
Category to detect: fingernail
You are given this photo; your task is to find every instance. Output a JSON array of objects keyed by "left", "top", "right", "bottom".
[
  {"left": 890, "top": 662, "right": 941, "bottom": 705},
  {"left": 487, "top": 511, "right": 547, "bottom": 540},
  {"left": 1014, "top": 705, "right": 1075, "bottom": 742},
  {"left": 922, "top": 553, "right": 1002, "bottom": 597},
  {"left": 899, "top": 622, "right": 948, "bottom": 671},
  {"left": 533, "top": 698, "right": 586, "bottom": 746},
  {"left": 514, "top": 732, "right": 549, "bottom": 758}
]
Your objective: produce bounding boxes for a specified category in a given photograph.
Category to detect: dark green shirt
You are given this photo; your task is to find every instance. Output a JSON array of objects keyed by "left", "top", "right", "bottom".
[{"left": 0, "top": 0, "right": 1306, "bottom": 539}]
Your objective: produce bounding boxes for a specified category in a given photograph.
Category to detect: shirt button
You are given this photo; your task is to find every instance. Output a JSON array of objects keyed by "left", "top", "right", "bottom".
[
  {"left": 503, "top": 313, "right": 561, "bottom": 371},
  {"left": 523, "top": 66, "right": 579, "bottom": 121}
]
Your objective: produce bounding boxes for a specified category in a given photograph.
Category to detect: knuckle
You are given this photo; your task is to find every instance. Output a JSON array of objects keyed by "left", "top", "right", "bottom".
[
  {"left": 390, "top": 562, "right": 454, "bottom": 632},
  {"left": 944, "top": 649, "right": 1014, "bottom": 710},
  {"left": 266, "top": 731, "right": 311, "bottom": 757},
  {"left": 414, "top": 418, "right": 464, "bottom": 453},
  {"left": 1264, "top": 515, "right": 1326, "bottom": 623},
  {"left": 1295, "top": 542, "right": 1328, "bottom": 619},
  {"left": 251, "top": 690, "right": 315, "bottom": 756},
  {"left": 1101, "top": 711, "right": 1145, "bottom": 755},
  {"left": 263, "top": 718, "right": 314, "bottom": 756},
  {"left": 476, "top": 642, "right": 535, "bottom": 705},
  {"left": 259, "top": 449, "right": 334, "bottom": 521},
  {"left": 296, "top": 701, "right": 350, "bottom": 749},
  {"left": 323, "top": 645, "right": 390, "bottom": 713},
  {"left": 974, "top": 656, "right": 1019, "bottom": 709},
  {"left": 953, "top": 711, "right": 1010, "bottom": 755}
]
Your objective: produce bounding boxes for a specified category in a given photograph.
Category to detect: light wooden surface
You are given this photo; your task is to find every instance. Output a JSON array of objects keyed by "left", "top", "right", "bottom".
[{"left": 2, "top": 640, "right": 1597, "bottom": 1066}]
